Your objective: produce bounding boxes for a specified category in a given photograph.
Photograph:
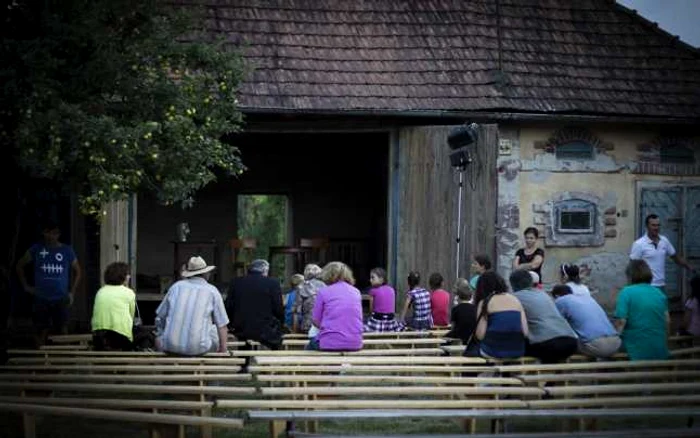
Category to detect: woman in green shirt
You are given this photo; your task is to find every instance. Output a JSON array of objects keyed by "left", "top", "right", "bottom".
[
  {"left": 91, "top": 262, "right": 136, "bottom": 351},
  {"left": 614, "top": 259, "right": 669, "bottom": 360}
]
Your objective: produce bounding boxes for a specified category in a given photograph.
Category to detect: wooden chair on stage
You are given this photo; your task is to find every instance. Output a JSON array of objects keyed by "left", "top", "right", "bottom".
[
  {"left": 298, "top": 237, "right": 329, "bottom": 266},
  {"left": 230, "top": 237, "right": 257, "bottom": 277}
]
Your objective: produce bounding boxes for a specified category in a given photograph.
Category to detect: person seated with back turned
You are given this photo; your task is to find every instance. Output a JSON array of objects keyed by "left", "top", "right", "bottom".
[
  {"left": 472, "top": 271, "right": 528, "bottom": 359},
  {"left": 551, "top": 284, "right": 621, "bottom": 359},
  {"left": 614, "top": 259, "right": 669, "bottom": 361},
  {"left": 91, "top": 262, "right": 136, "bottom": 351},
  {"left": 399, "top": 271, "right": 433, "bottom": 330},
  {"left": 155, "top": 256, "right": 228, "bottom": 355},
  {"left": 307, "top": 261, "right": 363, "bottom": 351},
  {"left": 445, "top": 278, "right": 477, "bottom": 345},
  {"left": 428, "top": 272, "right": 450, "bottom": 327},
  {"left": 226, "top": 259, "right": 284, "bottom": 350},
  {"left": 510, "top": 269, "right": 578, "bottom": 363}
]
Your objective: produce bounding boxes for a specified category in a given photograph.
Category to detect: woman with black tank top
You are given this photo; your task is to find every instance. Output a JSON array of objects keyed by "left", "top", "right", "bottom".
[{"left": 513, "top": 227, "right": 545, "bottom": 284}]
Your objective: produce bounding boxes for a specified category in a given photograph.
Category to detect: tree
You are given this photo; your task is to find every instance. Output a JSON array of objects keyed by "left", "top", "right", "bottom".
[{"left": 1, "top": 0, "right": 248, "bottom": 215}]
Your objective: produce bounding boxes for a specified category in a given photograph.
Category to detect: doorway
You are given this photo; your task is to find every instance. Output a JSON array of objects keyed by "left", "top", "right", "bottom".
[
  {"left": 237, "top": 194, "right": 290, "bottom": 280},
  {"left": 638, "top": 183, "right": 700, "bottom": 308}
]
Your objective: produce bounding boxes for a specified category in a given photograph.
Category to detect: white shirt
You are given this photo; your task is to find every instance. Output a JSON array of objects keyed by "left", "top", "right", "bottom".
[
  {"left": 629, "top": 234, "right": 676, "bottom": 286},
  {"left": 566, "top": 282, "right": 592, "bottom": 297}
]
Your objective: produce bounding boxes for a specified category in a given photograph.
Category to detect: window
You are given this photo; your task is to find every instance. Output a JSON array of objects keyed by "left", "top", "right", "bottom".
[
  {"left": 556, "top": 141, "right": 594, "bottom": 160},
  {"left": 555, "top": 199, "right": 595, "bottom": 234},
  {"left": 660, "top": 145, "right": 695, "bottom": 164}
]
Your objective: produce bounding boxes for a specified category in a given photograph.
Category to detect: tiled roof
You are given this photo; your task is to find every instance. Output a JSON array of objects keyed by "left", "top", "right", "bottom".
[{"left": 178, "top": 0, "right": 700, "bottom": 119}]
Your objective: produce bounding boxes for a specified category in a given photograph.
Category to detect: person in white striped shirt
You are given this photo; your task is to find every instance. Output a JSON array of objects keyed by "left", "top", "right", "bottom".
[{"left": 155, "top": 256, "right": 229, "bottom": 355}]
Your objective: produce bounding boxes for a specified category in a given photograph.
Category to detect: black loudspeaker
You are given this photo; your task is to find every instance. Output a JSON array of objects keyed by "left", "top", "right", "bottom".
[
  {"left": 447, "top": 123, "right": 478, "bottom": 169},
  {"left": 447, "top": 123, "right": 479, "bottom": 150}
]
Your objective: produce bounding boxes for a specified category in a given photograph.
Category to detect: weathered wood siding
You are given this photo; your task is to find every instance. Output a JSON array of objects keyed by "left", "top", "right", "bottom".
[
  {"left": 100, "top": 198, "right": 137, "bottom": 279},
  {"left": 396, "top": 124, "right": 498, "bottom": 292}
]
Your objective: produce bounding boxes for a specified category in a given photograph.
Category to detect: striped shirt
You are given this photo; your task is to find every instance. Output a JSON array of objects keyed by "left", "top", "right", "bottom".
[
  {"left": 155, "top": 277, "right": 229, "bottom": 356},
  {"left": 408, "top": 287, "right": 433, "bottom": 324}
]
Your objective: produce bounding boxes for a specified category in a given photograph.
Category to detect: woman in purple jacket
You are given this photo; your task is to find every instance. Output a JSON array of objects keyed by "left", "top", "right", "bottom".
[{"left": 307, "top": 262, "right": 363, "bottom": 351}]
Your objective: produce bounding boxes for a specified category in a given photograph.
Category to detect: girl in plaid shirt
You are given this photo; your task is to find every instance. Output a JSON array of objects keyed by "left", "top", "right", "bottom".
[{"left": 399, "top": 271, "right": 433, "bottom": 330}]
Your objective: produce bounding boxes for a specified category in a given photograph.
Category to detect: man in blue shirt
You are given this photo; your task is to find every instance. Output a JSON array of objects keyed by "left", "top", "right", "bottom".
[{"left": 16, "top": 221, "right": 82, "bottom": 346}]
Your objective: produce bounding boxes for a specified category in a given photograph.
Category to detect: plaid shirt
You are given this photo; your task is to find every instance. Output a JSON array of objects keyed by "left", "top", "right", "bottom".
[{"left": 408, "top": 287, "right": 432, "bottom": 323}]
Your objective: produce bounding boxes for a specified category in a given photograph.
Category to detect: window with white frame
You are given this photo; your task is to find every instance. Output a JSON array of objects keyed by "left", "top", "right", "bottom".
[{"left": 555, "top": 199, "right": 595, "bottom": 234}]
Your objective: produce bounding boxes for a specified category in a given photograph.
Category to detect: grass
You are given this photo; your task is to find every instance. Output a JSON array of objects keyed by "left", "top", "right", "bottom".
[{"left": 0, "top": 409, "right": 695, "bottom": 437}]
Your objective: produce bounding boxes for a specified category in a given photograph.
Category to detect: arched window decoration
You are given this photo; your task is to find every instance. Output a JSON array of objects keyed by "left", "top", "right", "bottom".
[
  {"left": 554, "top": 199, "right": 596, "bottom": 234},
  {"left": 555, "top": 141, "right": 594, "bottom": 160},
  {"left": 660, "top": 145, "right": 695, "bottom": 164}
]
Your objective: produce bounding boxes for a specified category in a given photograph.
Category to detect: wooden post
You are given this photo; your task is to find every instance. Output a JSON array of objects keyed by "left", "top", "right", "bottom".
[{"left": 269, "top": 420, "right": 286, "bottom": 438}]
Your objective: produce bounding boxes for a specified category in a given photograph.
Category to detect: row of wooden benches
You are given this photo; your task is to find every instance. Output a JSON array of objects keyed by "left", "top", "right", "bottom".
[{"left": 2, "top": 348, "right": 700, "bottom": 437}]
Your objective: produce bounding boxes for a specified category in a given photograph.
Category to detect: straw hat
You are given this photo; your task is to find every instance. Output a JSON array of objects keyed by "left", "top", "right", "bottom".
[{"left": 181, "top": 256, "right": 216, "bottom": 278}]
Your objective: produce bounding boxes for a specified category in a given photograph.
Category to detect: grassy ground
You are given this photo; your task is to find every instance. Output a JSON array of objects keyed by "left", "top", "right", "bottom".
[{"left": 0, "top": 411, "right": 694, "bottom": 438}]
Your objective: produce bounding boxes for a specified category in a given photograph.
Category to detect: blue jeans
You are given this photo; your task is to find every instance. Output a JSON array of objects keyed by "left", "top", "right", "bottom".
[{"left": 305, "top": 337, "right": 320, "bottom": 350}]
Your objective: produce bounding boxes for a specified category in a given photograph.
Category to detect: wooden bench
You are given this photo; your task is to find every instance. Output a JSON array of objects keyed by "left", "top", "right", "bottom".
[
  {"left": 233, "top": 348, "right": 446, "bottom": 357},
  {"left": 280, "top": 338, "right": 447, "bottom": 350},
  {"left": 0, "top": 399, "right": 243, "bottom": 438},
  {"left": 0, "top": 370, "right": 254, "bottom": 438}
]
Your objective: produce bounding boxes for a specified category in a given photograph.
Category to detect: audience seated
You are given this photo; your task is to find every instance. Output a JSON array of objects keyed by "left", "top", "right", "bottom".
[
  {"left": 399, "top": 271, "right": 433, "bottom": 330},
  {"left": 472, "top": 271, "right": 527, "bottom": 358},
  {"left": 552, "top": 284, "right": 621, "bottom": 359},
  {"left": 156, "top": 256, "right": 228, "bottom": 355},
  {"left": 226, "top": 259, "right": 284, "bottom": 350},
  {"left": 428, "top": 272, "right": 450, "bottom": 327},
  {"left": 614, "top": 259, "right": 669, "bottom": 360},
  {"left": 445, "top": 278, "right": 476, "bottom": 345},
  {"left": 293, "top": 264, "right": 325, "bottom": 335},
  {"left": 364, "top": 267, "right": 403, "bottom": 332},
  {"left": 307, "top": 261, "right": 363, "bottom": 351},
  {"left": 510, "top": 269, "right": 578, "bottom": 363},
  {"left": 91, "top": 262, "right": 135, "bottom": 351}
]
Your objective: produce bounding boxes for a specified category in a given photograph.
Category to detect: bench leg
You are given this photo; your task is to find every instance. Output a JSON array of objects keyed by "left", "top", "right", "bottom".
[
  {"left": 22, "top": 413, "right": 36, "bottom": 438},
  {"left": 461, "top": 418, "right": 476, "bottom": 434},
  {"left": 201, "top": 406, "right": 212, "bottom": 438},
  {"left": 269, "top": 420, "right": 286, "bottom": 438}
]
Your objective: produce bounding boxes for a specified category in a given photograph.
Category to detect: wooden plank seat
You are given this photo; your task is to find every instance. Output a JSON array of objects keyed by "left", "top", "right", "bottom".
[
  {"left": 670, "top": 346, "right": 700, "bottom": 358},
  {"left": 255, "top": 374, "right": 523, "bottom": 386},
  {"left": 252, "top": 355, "right": 487, "bottom": 365},
  {"left": 0, "top": 364, "right": 245, "bottom": 373},
  {"left": 0, "top": 373, "right": 253, "bottom": 383},
  {"left": 0, "top": 379, "right": 254, "bottom": 438},
  {"left": 496, "top": 359, "right": 700, "bottom": 375},
  {"left": 232, "top": 348, "right": 446, "bottom": 357},
  {"left": 280, "top": 338, "right": 448, "bottom": 349},
  {"left": 518, "top": 370, "right": 700, "bottom": 386},
  {"left": 0, "top": 400, "right": 243, "bottom": 438},
  {"left": 6, "top": 356, "right": 245, "bottom": 365},
  {"left": 7, "top": 349, "right": 231, "bottom": 357}
]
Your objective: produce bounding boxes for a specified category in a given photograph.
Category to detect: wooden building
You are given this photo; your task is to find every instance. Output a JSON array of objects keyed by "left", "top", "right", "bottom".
[{"left": 87, "top": 0, "right": 700, "bottom": 327}]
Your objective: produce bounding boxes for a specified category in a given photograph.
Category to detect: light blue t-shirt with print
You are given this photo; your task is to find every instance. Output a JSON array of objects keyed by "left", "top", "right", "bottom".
[{"left": 555, "top": 294, "right": 617, "bottom": 343}]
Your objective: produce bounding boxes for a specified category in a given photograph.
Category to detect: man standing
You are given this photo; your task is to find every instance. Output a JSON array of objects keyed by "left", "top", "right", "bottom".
[
  {"left": 16, "top": 221, "right": 82, "bottom": 346},
  {"left": 155, "top": 256, "right": 228, "bottom": 355},
  {"left": 630, "top": 214, "right": 694, "bottom": 292},
  {"left": 226, "top": 259, "right": 284, "bottom": 350}
]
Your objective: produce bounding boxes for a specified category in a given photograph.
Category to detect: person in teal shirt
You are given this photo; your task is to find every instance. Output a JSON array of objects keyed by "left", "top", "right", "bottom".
[{"left": 614, "top": 259, "right": 669, "bottom": 360}]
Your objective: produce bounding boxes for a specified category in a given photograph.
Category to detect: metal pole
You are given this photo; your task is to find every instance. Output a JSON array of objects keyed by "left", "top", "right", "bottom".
[{"left": 455, "top": 168, "right": 464, "bottom": 280}]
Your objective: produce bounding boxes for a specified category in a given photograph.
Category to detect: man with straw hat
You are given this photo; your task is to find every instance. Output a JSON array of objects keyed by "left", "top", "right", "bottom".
[{"left": 155, "top": 256, "right": 229, "bottom": 355}]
